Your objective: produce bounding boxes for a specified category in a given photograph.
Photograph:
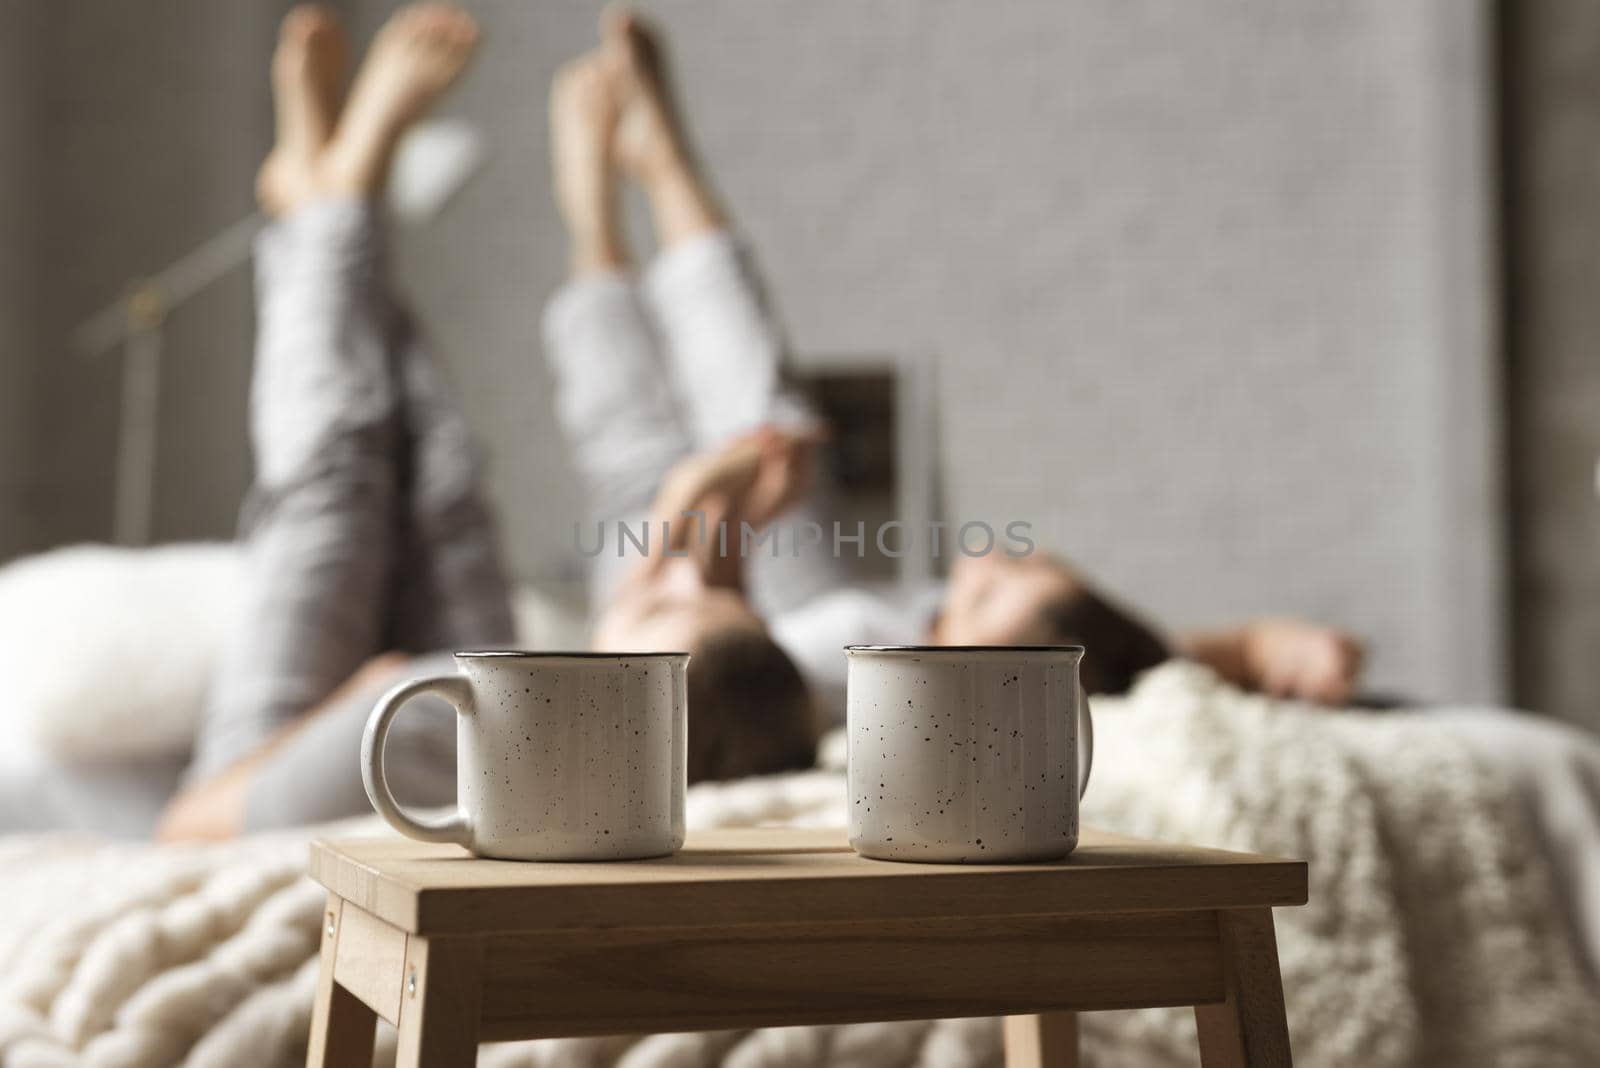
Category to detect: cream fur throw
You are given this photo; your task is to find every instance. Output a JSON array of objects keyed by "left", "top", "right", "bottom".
[{"left": 1, "top": 662, "right": 1596, "bottom": 1067}]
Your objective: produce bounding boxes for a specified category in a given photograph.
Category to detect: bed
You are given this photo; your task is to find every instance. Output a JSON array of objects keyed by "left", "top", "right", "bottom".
[
  {"left": 1, "top": 546, "right": 1597, "bottom": 1065},
  {"left": 2, "top": 662, "right": 1598, "bottom": 1067}
]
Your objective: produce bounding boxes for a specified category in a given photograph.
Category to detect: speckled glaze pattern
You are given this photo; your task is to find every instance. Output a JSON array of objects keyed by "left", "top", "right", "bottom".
[
  {"left": 845, "top": 646, "right": 1090, "bottom": 863},
  {"left": 362, "top": 652, "right": 688, "bottom": 861}
]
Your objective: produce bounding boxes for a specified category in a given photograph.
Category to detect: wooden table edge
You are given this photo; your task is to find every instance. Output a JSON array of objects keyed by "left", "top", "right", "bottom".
[
  {"left": 311, "top": 827, "right": 1308, "bottom": 867},
  {"left": 308, "top": 835, "right": 1307, "bottom": 937}
]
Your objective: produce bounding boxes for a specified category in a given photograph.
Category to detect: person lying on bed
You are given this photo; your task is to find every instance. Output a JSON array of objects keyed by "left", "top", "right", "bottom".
[
  {"left": 157, "top": 4, "right": 821, "bottom": 841},
  {"left": 545, "top": 10, "right": 1366, "bottom": 727},
  {"left": 545, "top": 23, "right": 1600, "bottom": 979}
]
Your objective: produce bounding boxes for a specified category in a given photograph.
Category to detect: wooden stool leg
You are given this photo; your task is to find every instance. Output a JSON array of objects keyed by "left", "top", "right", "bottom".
[
  {"left": 396, "top": 936, "right": 483, "bottom": 1068},
  {"left": 1194, "top": 909, "right": 1293, "bottom": 1067},
  {"left": 307, "top": 898, "right": 377, "bottom": 1068},
  {"left": 1004, "top": 1012, "right": 1079, "bottom": 1068}
]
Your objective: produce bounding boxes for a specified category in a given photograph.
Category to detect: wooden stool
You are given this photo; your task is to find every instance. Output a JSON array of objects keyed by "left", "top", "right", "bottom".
[{"left": 307, "top": 827, "right": 1306, "bottom": 1067}]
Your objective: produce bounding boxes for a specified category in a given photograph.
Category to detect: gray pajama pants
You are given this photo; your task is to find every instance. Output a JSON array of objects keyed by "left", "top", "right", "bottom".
[
  {"left": 189, "top": 200, "right": 515, "bottom": 828},
  {"left": 198, "top": 209, "right": 837, "bottom": 830}
]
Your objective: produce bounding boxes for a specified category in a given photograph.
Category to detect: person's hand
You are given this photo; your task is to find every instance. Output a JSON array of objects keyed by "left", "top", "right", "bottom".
[
  {"left": 1241, "top": 617, "right": 1364, "bottom": 705},
  {"left": 656, "top": 424, "right": 824, "bottom": 535},
  {"left": 654, "top": 436, "right": 763, "bottom": 534},
  {"left": 739, "top": 424, "right": 824, "bottom": 529},
  {"left": 644, "top": 424, "right": 825, "bottom": 590}
]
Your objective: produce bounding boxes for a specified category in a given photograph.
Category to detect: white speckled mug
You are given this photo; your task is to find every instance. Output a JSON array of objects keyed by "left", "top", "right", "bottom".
[
  {"left": 845, "top": 645, "right": 1093, "bottom": 863},
  {"left": 361, "top": 651, "right": 688, "bottom": 861}
]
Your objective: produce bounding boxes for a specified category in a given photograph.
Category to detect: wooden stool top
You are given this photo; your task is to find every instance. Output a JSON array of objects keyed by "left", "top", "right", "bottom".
[{"left": 310, "top": 827, "right": 1306, "bottom": 936}]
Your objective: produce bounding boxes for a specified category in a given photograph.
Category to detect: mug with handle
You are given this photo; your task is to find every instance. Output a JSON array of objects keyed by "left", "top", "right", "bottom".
[
  {"left": 361, "top": 650, "right": 689, "bottom": 861},
  {"left": 844, "top": 644, "right": 1093, "bottom": 863}
]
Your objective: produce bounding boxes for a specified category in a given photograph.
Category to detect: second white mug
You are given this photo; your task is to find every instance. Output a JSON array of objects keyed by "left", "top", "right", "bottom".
[{"left": 845, "top": 644, "right": 1093, "bottom": 863}]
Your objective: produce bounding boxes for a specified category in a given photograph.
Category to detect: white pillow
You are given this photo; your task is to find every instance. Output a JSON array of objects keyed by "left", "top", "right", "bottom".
[
  {"left": 0, "top": 543, "right": 241, "bottom": 762},
  {"left": 0, "top": 542, "right": 592, "bottom": 764}
]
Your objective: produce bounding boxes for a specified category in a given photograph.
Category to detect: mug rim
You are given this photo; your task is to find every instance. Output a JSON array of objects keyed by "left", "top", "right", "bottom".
[
  {"left": 454, "top": 649, "right": 690, "bottom": 659},
  {"left": 843, "top": 643, "right": 1085, "bottom": 654}
]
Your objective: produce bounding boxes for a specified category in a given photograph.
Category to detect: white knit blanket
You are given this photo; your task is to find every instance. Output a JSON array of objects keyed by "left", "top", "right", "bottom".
[{"left": 1, "top": 662, "right": 1596, "bottom": 1068}]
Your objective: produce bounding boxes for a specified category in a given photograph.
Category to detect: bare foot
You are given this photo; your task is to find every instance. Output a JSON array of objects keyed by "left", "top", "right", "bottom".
[
  {"left": 550, "top": 49, "right": 629, "bottom": 274},
  {"left": 320, "top": 4, "right": 479, "bottom": 199},
  {"left": 605, "top": 9, "right": 689, "bottom": 185},
  {"left": 603, "top": 8, "right": 724, "bottom": 244},
  {"left": 256, "top": 5, "right": 348, "bottom": 216}
]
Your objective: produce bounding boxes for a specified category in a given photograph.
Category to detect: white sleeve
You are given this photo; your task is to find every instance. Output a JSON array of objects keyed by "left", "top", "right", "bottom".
[
  {"left": 642, "top": 232, "right": 817, "bottom": 447},
  {"left": 541, "top": 273, "right": 691, "bottom": 524}
]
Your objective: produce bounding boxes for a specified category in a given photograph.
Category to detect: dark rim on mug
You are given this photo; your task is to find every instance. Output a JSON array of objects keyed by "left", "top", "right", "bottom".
[
  {"left": 843, "top": 644, "right": 1085, "bottom": 653},
  {"left": 454, "top": 650, "right": 691, "bottom": 659}
]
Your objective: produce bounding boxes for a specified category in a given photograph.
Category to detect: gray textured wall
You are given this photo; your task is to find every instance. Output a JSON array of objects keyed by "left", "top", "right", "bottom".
[
  {"left": 0, "top": 2, "right": 40, "bottom": 559},
  {"left": 1504, "top": 1, "right": 1600, "bottom": 728},
  {"left": 4, "top": 1, "right": 1509, "bottom": 706},
  {"left": 22, "top": 3, "right": 281, "bottom": 548}
]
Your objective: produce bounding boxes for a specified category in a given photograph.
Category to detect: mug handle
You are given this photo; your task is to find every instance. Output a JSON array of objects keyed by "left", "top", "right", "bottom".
[
  {"left": 1077, "top": 682, "right": 1095, "bottom": 800},
  {"left": 361, "top": 674, "right": 474, "bottom": 848}
]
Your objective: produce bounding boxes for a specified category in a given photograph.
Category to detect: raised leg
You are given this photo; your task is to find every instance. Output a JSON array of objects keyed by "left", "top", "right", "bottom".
[
  {"left": 307, "top": 897, "right": 378, "bottom": 1068},
  {"left": 396, "top": 935, "right": 484, "bottom": 1068},
  {"left": 1004, "top": 1012, "right": 1079, "bottom": 1068},
  {"left": 194, "top": 3, "right": 481, "bottom": 783},
  {"left": 1194, "top": 909, "right": 1293, "bottom": 1067}
]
